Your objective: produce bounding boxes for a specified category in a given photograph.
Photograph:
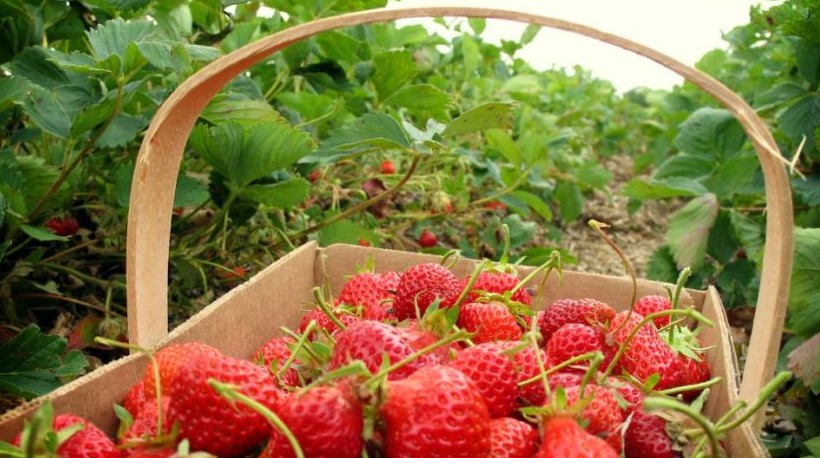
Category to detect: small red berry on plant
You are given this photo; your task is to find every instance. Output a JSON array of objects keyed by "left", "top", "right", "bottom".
[
  {"left": 380, "top": 160, "right": 396, "bottom": 174},
  {"left": 45, "top": 216, "right": 79, "bottom": 236},
  {"left": 418, "top": 229, "right": 438, "bottom": 248}
]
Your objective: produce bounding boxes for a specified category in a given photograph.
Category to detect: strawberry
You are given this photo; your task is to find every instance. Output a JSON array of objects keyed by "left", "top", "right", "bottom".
[
  {"left": 548, "top": 371, "right": 584, "bottom": 391},
  {"left": 299, "top": 307, "right": 360, "bottom": 338},
  {"left": 45, "top": 216, "right": 79, "bottom": 236},
  {"left": 381, "top": 160, "right": 396, "bottom": 174},
  {"left": 393, "top": 263, "right": 461, "bottom": 320},
  {"left": 539, "top": 298, "right": 616, "bottom": 342},
  {"left": 449, "top": 343, "right": 517, "bottom": 417},
  {"left": 496, "top": 342, "right": 549, "bottom": 406},
  {"left": 607, "top": 312, "right": 682, "bottom": 391},
  {"left": 329, "top": 320, "right": 428, "bottom": 380},
  {"left": 381, "top": 365, "right": 491, "bottom": 458},
  {"left": 401, "top": 320, "right": 454, "bottom": 364},
  {"left": 121, "top": 448, "right": 176, "bottom": 458},
  {"left": 676, "top": 352, "right": 711, "bottom": 402},
  {"left": 166, "top": 353, "right": 286, "bottom": 457},
  {"left": 457, "top": 301, "right": 523, "bottom": 344},
  {"left": 561, "top": 384, "right": 625, "bottom": 441},
  {"left": 545, "top": 323, "right": 608, "bottom": 368},
  {"left": 488, "top": 417, "right": 538, "bottom": 458},
  {"left": 253, "top": 336, "right": 301, "bottom": 388},
  {"left": 624, "top": 410, "right": 679, "bottom": 458},
  {"left": 536, "top": 416, "right": 618, "bottom": 458},
  {"left": 634, "top": 295, "right": 672, "bottom": 328},
  {"left": 14, "top": 413, "right": 119, "bottom": 458},
  {"left": 261, "top": 383, "right": 363, "bottom": 458},
  {"left": 606, "top": 377, "right": 645, "bottom": 412},
  {"left": 338, "top": 271, "right": 400, "bottom": 321},
  {"left": 461, "top": 270, "right": 532, "bottom": 305},
  {"left": 121, "top": 397, "right": 170, "bottom": 444},
  {"left": 143, "top": 342, "right": 222, "bottom": 400},
  {"left": 418, "top": 229, "right": 438, "bottom": 248},
  {"left": 123, "top": 379, "right": 148, "bottom": 416}
]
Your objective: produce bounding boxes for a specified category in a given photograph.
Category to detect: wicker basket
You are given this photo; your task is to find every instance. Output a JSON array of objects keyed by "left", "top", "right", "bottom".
[{"left": 0, "top": 7, "right": 793, "bottom": 456}]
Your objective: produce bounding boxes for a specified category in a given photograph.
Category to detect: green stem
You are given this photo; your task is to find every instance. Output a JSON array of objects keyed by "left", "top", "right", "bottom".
[
  {"left": 280, "top": 327, "right": 322, "bottom": 363},
  {"left": 312, "top": 287, "right": 347, "bottom": 331},
  {"left": 588, "top": 220, "right": 637, "bottom": 315},
  {"left": 276, "top": 322, "right": 316, "bottom": 381},
  {"left": 452, "top": 260, "right": 490, "bottom": 309},
  {"left": 643, "top": 396, "right": 721, "bottom": 457},
  {"left": 39, "top": 262, "right": 126, "bottom": 290},
  {"left": 517, "top": 351, "right": 600, "bottom": 387},
  {"left": 668, "top": 267, "right": 692, "bottom": 346},
  {"left": 528, "top": 332, "right": 551, "bottom": 399},
  {"left": 471, "top": 167, "right": 533, "bottom": 207},
  {"left": 655, "top": 377, "right": 722, "bottom": 396},
  {"left": 714, "top": 371, "right": 792, "bottom": 434},
  {"left": 209, "top": 380, "right": 304, "bottom": 458}
]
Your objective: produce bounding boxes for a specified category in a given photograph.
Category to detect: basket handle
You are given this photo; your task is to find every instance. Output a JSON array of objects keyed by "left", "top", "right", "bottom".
[{"left": 127, "top": 6, "right": 793, "bottom": 415}]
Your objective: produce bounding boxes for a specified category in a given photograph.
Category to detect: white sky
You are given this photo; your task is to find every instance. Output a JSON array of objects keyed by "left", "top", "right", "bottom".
[{"left": 386, "top": 0, "right": 773, "bottom": 91}]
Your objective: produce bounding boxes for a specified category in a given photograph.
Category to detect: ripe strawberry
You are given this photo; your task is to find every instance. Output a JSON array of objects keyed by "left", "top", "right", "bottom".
[
  {"left": 45, "top": 216, "right": 79, "bottom": 236},
  {"left": 546, "top": 323, "right": 608, "bottom": 368},
  {"left": 624, "top": 410, "right": 678, "bottom": 458},
  {"left": 121, "top": 448, "right": 176, "bottom": 458},
  {"left": 121, "top": 397, "right": 170, "bottom": 443},
  {"left": 547, "top": 371, "right": 584, "bottom": 391},
  {"left": 329, "top": 320, "right": 427, "bottom": 380},
  {"left": 261, "top": 383, "right": 363, "bottom": 458},
  {"left": 634, "top": 295, "right": 672, "bottom": 328},
  {"left": 449, "top": 343, "right": 517, "bottom": 417},
  {"left": 676, "top": 352, "right": 711, "bottom": 402},
  {"left": 539, "top": 298, "right": 616, "bottom": 342},
  {"left": 381, "top": 365, "right": 491, "bottom": 458},
  {"left": 14, "top": 413, "right": 119, "bottom": 458},
  {"left": 607, "top": 312, "right": 681, "bottom": 391},
  {"left": 606, "top": 377, "right": 645, "bottom": 412},
  {"left": 496, "top": 342, "right": 549, "bottom": 406},
  {"left": 381, "top": 160, "right": 397, "bottom": 174},
  {"left": 418, "top": 229, "right": 438, "bottom": 248},
  {"left": 166, "top": 353, "right": 286, "bottom": 457},
  {"left": 482, "top": 200, "right": 507, "bottom": 212},
  {"left": 536, "top": 416, "right": 618, "bottom": 458},
  {"left": 299, "top": 307, "right": 360, "bottom": 338},
  {"left": 488, "top": 417, "right": 538, "bottom": 458},
  {"left": 308, "top": 169, "right": 322, "bottom": 183},
  {"left": 401, "top": 320, "right": 454, "bottom": 364},
  {"left": 457, "top": 301, "right": 523, "bottom": 344},
  {"left": 393, "top": 263, "right": 461, "bottom": 320},
  {"left": 461, "top": 270, "right": 532, "bottom": 305},
  {"left": 338, "top": 271, "right": 400, "bottom": 321},
  {"left": 142, "top": 342, "right": 221, "bottom": 400},
  {"left": 123, "top": 379, "right": 148, "bottom": 416},
  {"left": 561, "top": 384, "right": 625, "bottom": 439},
  {"left": 253, "top": 336, "right": 301, "bottom": 388}
]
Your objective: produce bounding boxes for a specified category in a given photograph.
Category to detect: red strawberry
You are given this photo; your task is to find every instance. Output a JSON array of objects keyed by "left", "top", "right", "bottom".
[
  {"left": 634, "top": 295, "right": 672, "bottom": 328},
  {"left": 539, "top": 298, "right": 616, "bottom": 342},
  {"left": 561, "top": 384, "right": 625, "bottom": 441},
  {"left": 547, "top": 371, "right": 584, "bottom": 391},
  {"left": 401, "top": 320, "right": 454, "bottom": 364},
  {"left": 45, "top": 216, "right": 79, "bottom": 236},
  {"left": 121, "top": 397, "right": 170, "bottom": 443},
  {"left": 676, "top": 352, "right": 711, "bottom": 402},
  {"left": 488, "top": 417, "right": 538, "bottom": 458},
  {"left": 382, "top": 365, "right": 491, "bottom": 458},
  {"left": 14, "top": 413, "right": 119, "bottom": 458},
  {"left": 381, "top": 160, "right": 396, "bottom": 174},
  {"left": 329, "top": 320, "right": 427, "bottom": 380},
  {"left": 123, "top": 379, "right": 148, "bottom": 416},
  {"left": 299, "top": 307, "right": 360, "bottom": 338},
  {"left": 462, "top": 270, "right": 532, "bottom": 305},
  {"left": 253, "top": 336, "right": 301, "bottom": 388},
  {"left": 143, "top": 342, "right": 221, "bottom": 400},
  {"left": 393, "top": 263, "right": 460, "bottom": 320},
  {"left": 338, "top": 271, "right": 400, "bottom": 321},
  {"left": 261, "top": 383, "right": 363, "bottom": 458},
  {"left": 606, "top": 377, "right": 645, "bottom": 412},
  {"left": 418, "top": 229, "right": 438, "bottom": 248},
  {"left": 166, "top": 353, "right": 286, "bottom": 457},
  {"left": 624, "top": 410, "right": 679, "bottom": 458},
  {"left": 546, "top": 323, "right": 608, "bottom": 368},
  {"left": 536, "top": 416, "right": 618, "bottom": 458},
  {"left": 450, "top": 343, "right": 517, "bottom": 417},
  {"left": 607, "top": 312, "right": 681, "bottom": 391},
  {"left": 496, "top": 342, "right": 549, "bottom": 406},
  {"left": 121, "top": 448, "right": 176, "bottom": 458},
  {"left": 457, "top": 301, "right": 523, "bottom": 344}
]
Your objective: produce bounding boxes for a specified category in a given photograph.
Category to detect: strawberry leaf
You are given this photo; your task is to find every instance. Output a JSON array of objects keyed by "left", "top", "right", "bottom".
[
  {"left": 665, "top": 193, "right": 719, "bottom": 269},
  {"left": 442, "top": 102, "right": 515, "bottom": 138},
  {"left": 787, "top": 333, "right": 820, "bottom": 394}
]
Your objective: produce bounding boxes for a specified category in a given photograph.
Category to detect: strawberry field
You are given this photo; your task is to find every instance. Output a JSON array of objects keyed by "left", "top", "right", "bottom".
[{"left": 0, "top": 0, "right": 819, "bottom": 456}]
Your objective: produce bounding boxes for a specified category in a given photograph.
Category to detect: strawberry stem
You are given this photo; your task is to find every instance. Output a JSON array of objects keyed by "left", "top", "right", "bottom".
[
  {"left": 500, "top": 223, "right": 511, "bottom": 265},
  {"left": 209, "top": 380, "right": 305, "bottom": 458},
  {"left": 517, "top": 351, "right": 601, "bottom": 387},
  {"left": 579, "top": 352, "right": 604, "bottom": 393},
  {"left": 279, "top": 327, "right": 323, "bottom": 363},
  {"left": 312, "top": 287, "right": 347, "bottom": 332},
  {"left": 276, "top": 321, "right": 317, "bottom": 382},
  {"left": 452, "top": 260, "right": 491, "bottom": 309},
  {"left": 713, "top": 371, "right": 792, "bottom": 434},
  {"left": 655, "top": 376, "right": 723, "bottom": 396},
  {"left": 588, "top": 219, "right": 637, "bottom": 315},
  {"left": 528, "top": 332, "right": 552, "bottom": 399},
  {"left": 509, "top": 250, "right": 563, "bottom": 303},
  {"left": 600, "top": 308, "right": 713, "bottom": 381},
  {"left": 667, "top": 267, "right": 692, "bottom": 346},
  {"left": 298, "top": 361, "right": 371, "bottom": 394},
  {"left": 440, "top": 249, "right": 462, "bottom": 270},
  {"left": 643, "top": 396, "right": 721, "bottom": 457}
]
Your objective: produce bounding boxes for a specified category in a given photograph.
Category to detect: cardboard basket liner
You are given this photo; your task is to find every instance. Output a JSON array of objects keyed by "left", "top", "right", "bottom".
[{"left": 0, "top": 7, "right": 794, "bottom": 457}]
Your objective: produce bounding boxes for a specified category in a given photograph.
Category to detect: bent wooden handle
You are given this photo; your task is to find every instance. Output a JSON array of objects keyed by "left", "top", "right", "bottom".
[{"left": 127, "top": 6, "right": 793, "bottom": 416}]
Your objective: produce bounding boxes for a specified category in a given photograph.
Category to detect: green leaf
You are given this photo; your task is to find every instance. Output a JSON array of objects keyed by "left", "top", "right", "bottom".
[
  {"left": 485, "top": 129, "right": 521, "bottom": 168},
  {"left": 646, "top": 246, "right": 679, "bottom": 283},
  {"left": 553, "top": 182, "right": 583, "bottom": 222},
  {"left": 730, "top": 211, "right": 765, "bottom": 264},
  {"left": 520, "top": 24, "right": 541, "bottom": 45},
  {"left": 314, "top": 113, "right": 410, "bottom": 160},
  {"left": 702, "top": 152, "right": 760, "bottom": 197},
  {"left": 790, "top": 227, "right": 820, "bottom": 317},
  {"left": 371, "top": 51, "right": 418, "bottom": 102},
  {"left": 507, "top": 190, "right": 552, "bottom": 221},
  {"left": 17, "top": 156, "right": 59, "bottom": 214},
  {"left": 442, "top": 102, "right": 514, "bottom": 138},
  {"left": 153, "top": 1, "right": 192, "bottom": 39},
  {"left": 174, "top": 175, "right": 210, "bottom": 208},
  {"left": 0, "top": 76, "right": 30, "bottom": 111},
  {"left": 665, "top": 193, "right": 719, "bottom": 269},
  {"left": 315, "top": 30, "right": 362, "bottom": 64},
  {"left": 317, "top": 219, "right": 371, "bottom": 246},
  {"left": 804, "top": 435, "right": 820, "bottom": 456},
  {"left": 794, "top": 175, "right": 820, "bottom": 206},
  {"left": 276, "top": 91, "right": 337, "bottom": 124},
  {"left": 794, "top": 38, "right": 820, "bottom": 85},
  {"left": 240, "top": 178, "right": 310, "bottom": 209},
  {"left": 238, "top": 123, "right": 315, "bottom": 185},
  {"left": 189, "top": 123, "right": 244, "bottom": 182},
  {"left": 654, "top": 155, "right": 715, "bottom": 180},
  {"left": 756, "top": 83, "right": 808, "bottom": 111},
  {"left": 787, "top": 333, "right": 820, "bottom": 393},
  {"left": 87, "top": 18, "right": 154, "bottom": 60},
  {"left": 622, "top": 177, "right": 708, "bottom": 200},
  {"left": 95, "top": 113, "right": 147, "bottom": 149},
  {"left": 461, "top": 33, "right": 480, "bottom": 78},
  {"left": 10, "top": 47, "right": 70, "bottom": 90},
  {"left": 383, "top": 84, "right": 452, "bottom": 121},
  {"left": 575, "top": 162, "right": 612, "bottom": 189},
  {"left": 779, "top": 95, "right": 820, "bottom": 152},
  {"left": 674, "top": 108, "right": 746, "bottom": 158},
  {"left": 201, "top": 96, "right": 285, "bottom": 125},
  {"left": 23, "top": 85, "right": 71, "bottom": 139},
  {"left": 22, "top": 225, "right": 69, "bottom": 242},
  {"left": 468, "top": 18, "right": 486, "bottom": 35},
  {"left": 501, "top": 75, "right": 542, "bottom": 99},
  {"left": 0, "top": 325, "right": 88, "bottom": 399}
]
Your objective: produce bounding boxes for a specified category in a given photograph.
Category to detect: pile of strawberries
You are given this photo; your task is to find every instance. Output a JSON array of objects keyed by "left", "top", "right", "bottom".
[{"left": 7, "top": 260, "right": 721, "bottom": 458}]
